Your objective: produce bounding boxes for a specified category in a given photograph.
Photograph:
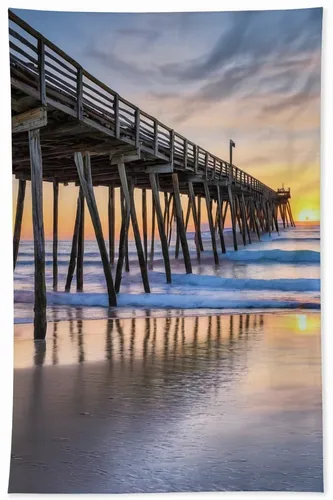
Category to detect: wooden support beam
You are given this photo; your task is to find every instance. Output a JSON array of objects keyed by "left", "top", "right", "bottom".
[
  {"left": 272, "top": 203, "right": 280, "bottom": 234},
  {"left": 203, "top": 182, "right": 219, "bottom": 265},
  {"left": 166, "top": 192, "right": 172, "bottom": 240},
  {"left": 145, "top": 163, "right": 173, "bottom": 174},
  {"left": 216, "top": 186, "right": 226, "bottom": 254},
  {"left": 119, "top": 190, "right": 130, "bottom": 272},
  {"left": 149, "top": 196, "right": 155, "bottom": 270},
  {"left": 287, "top": 201, "right": 295, "bottom": 227},
  {"left": 13, "top": 179, "right": 26, "bottom": 270},
  {"left": 108, "top": 185, "right": 115, "bottom": 265},
  {"left": 142, "top": 188, "right": 148, "bottom": 263},
  {"left": 241, "top": 193, "right": 251, "bottom": 244},
  {"left": 214, "top": 201, "right": 219, "bottom": 235},
  {"left": 52, "top": 181, "right": 59, "bottom": 289},
  {"left": 129, "top": 181, "right": 150, "bottom": 292},
  {"left": 282, "top": 203, "right": 287, "bottom": 227},
  {"left": 12, "top": 106, "right": 47, "bottom": 134},
  {"left": 65, "top": 192, "right": 81, "bottom": 292},
  {"left": 251, "top": 199, "right": 261, "bottom": 241},
  {"left": 163, "top": 192, "right": 168, "bottom": 228},
  {"left": 76, "top": 188, "right": 85, "bottom": 291},
  {"left": 175, "top": 223, "right": 180, "bottom": 258},
  {"left": 235, "top": 196, "right": 244, "bottom": 242},
  {"left": 110, "top": 152, "right": 140, "bottom": 165},
  {"left": 116, "top": 184, "right": 131, "bottom": 291},
  {"left": 74, "top": 152, "right": 117, "bottom": 306},
  {"left": 185, "top": 196, "right": 191, "bottom": 231},
  {"left": 279, "top": 203, "right": 286, "bottom": 229},
  {"left": 28, "top": 129, "right": 47, "bottom": 339},
  {"left": 149, "top": 173, "right": 172, "bottom": 283},
  {"left": 172, "top": 173, "right": 192, "bottom": 274},
  {"left": 117, "top": 164, "right": 150, "bottom": 293},
  {"left": 266, "top": 201, "right": 272, "bottom": 235},
  {"left": 228, "top": 185, "right": 238, "bottom": 251},
  {"left": 197, "top": 196, "right": 204, "bottom": 251},
  {"left": 188, "top": 181, "right": 201, "bottom": 260},
  {"left": 168, "top": 195, "right": 175, "bottom": 246},
  {"left": 222, "top": 200, "right": 228, "bottom": 229}
]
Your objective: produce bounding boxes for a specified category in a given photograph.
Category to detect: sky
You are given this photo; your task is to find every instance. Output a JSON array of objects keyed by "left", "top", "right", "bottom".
[{"left": 11, "top": 7, "right": 322, "bottom": 239}]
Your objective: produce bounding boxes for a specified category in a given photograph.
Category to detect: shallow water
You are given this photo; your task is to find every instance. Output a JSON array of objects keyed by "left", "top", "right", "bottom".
[
  {"left": 10, "top": 312, "right": 323, "bottom": 493},
  {"left": 13, "top": 224, "right": 320, "bottom": 324}
]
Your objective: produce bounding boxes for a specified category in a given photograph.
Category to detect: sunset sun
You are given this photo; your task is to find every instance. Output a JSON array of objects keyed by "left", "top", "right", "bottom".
[{"left": 298, "top": 208, "right": 320, "bottom": 222}]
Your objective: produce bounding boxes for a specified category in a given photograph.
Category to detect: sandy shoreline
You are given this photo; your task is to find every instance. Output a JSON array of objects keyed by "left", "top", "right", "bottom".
[{"left": 10, "top": 311, "right": 322, "bottom": 493}]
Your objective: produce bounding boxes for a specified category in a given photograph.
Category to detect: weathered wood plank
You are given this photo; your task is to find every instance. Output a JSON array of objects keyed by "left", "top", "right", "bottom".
[
  {"left": 241, "top": 193, "right": 251, "bottom": 244},
  {"left": 13, "top": 179, "right": 26, "bottom": 270},
  {"left": 142, "top": 188, "right": 148, "bottom": 263},
  {"left": 172, "top": 173, "right": 192, "bottom": 274},
  {"left": 149, "top": 196, "right": 156, "bottom": 270},
  {"left": 118, "top": 164, "right": 150, "bottom": 293},
  {"left": 12, "top": 106, "right": 47, "bottom": 134},
  {"left": 188, "top": 181, "right": 201, "bottom": 260},
  {"left": 203, "top": 182, "right": 219, "bottom": 265},
  {"left": 228, "top": 185, "right": 238, "bottom": 251},
  {"left": 167, "top": 195, "right": 175, "bottom": 246},
  {"left": 65, "top": 191, "right": 81, "bottom": 292},
  {"left": 184, "top": 196, "right": 191, "bottom": 231},
  {"left": 52, "top": 180, "right": 59, "bottom": 289},
  {"left": 108, "top": 184, "right": 115, "bottom": 265},
  {"left": 28, "top": 129, "right": 47, "bottom": 339},
  {"left": 149, "top": 173, "right": 171, "bottom": 283},
  {"left": 116, "top": 186, "right": 131, "bottom": 291},
  {"left": 216, "top": 185, "right": 226, "bottom": 254},
  {"left": 76, "top": 188, "right": 85, "bottom": 291},
  {"left": 197, "top": 196, "right": 204, "bottom": 251}
]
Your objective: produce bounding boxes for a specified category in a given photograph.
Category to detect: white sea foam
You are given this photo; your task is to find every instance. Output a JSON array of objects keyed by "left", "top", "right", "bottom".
[
  {"left": 166, "top": 274, "right": 320, "bottom": 292},
  {"left": 225, "top": 249, "right": 320, "bottom": 263},
  {"left": 14, "top": 290, "right": 320, "bottom": 311}
]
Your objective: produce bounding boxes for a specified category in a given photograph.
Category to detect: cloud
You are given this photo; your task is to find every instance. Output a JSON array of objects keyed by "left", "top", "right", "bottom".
[
  {"left": 157, "top": 9, "right": 322, "bottom": 83},
  {"left": 116, "top": 27, "right": 160, "bottom": 44},
  {"left": 86, "top": 45, "right": 157, "bottom": 82}
]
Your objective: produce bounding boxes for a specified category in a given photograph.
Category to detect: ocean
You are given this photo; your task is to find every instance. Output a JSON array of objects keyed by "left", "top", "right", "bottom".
[
  {"left": 14, "top": 223, "right": 320, "bottom": 324},
  {"left": 10, "top": 223, "right": 323, "bottom": 492}
]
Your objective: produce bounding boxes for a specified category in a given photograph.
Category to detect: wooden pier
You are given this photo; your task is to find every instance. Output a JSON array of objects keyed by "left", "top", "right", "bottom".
[{"left": 10, "top": 11, "right": 295, "bottom": 339}]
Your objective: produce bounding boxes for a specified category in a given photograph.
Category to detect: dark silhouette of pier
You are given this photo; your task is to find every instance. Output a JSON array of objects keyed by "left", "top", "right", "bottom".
[{"left": 10, "top": 11, "right": 295, "bottom": 339}]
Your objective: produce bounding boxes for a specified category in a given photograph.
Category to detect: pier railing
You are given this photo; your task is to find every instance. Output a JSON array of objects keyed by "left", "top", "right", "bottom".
[{"left": 9, "top": 10, "right": 277, "bottom": 198}]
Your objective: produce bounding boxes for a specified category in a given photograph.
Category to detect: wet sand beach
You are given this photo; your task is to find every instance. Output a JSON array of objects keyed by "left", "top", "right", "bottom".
[{"left": 9, "top": 311, "right": 322, "bottom": 493}]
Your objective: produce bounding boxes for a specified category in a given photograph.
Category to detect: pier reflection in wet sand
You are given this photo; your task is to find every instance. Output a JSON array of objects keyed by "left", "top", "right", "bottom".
[{"left": 10, "top": 312, "right": 322, "bottom": 493}]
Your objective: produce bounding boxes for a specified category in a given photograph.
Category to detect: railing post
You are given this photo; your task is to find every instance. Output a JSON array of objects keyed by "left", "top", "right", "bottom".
[
  {"left": 38, "top": 37, "right": 46, "bottom": 105},
  {"left": 205, "top": 153, "right": 209, "bottom": 180},
  {"left": 184, "top": 139, "right": 188, "bottom": 169},
  {"left": 135, "top": 108, "right": 140, "bottom": 149},
  {"left": 170, "top": 130, "right": 175, "bottom": 166},
  {"left": 114, "top": 94, "right": 120, "bottom": 138},
  {"left": 77, "top": 67, "right": 83, "bottom": 120},
  {"left": 154, "top": 120, "right": 158, "bottom": 156},
  {"left": 194, "top": 145, "right": 198, "bottom": 173}
]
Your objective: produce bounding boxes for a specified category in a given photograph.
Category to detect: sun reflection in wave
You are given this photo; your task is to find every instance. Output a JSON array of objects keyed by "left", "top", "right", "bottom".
[{"left": 296, "top": 314, "right": 307, "bottom": 331}]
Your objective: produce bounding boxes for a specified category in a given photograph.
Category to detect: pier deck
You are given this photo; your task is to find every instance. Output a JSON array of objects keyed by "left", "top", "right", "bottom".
[{"left": 10, "top": 10, "right": 295, "bottom": 339}]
